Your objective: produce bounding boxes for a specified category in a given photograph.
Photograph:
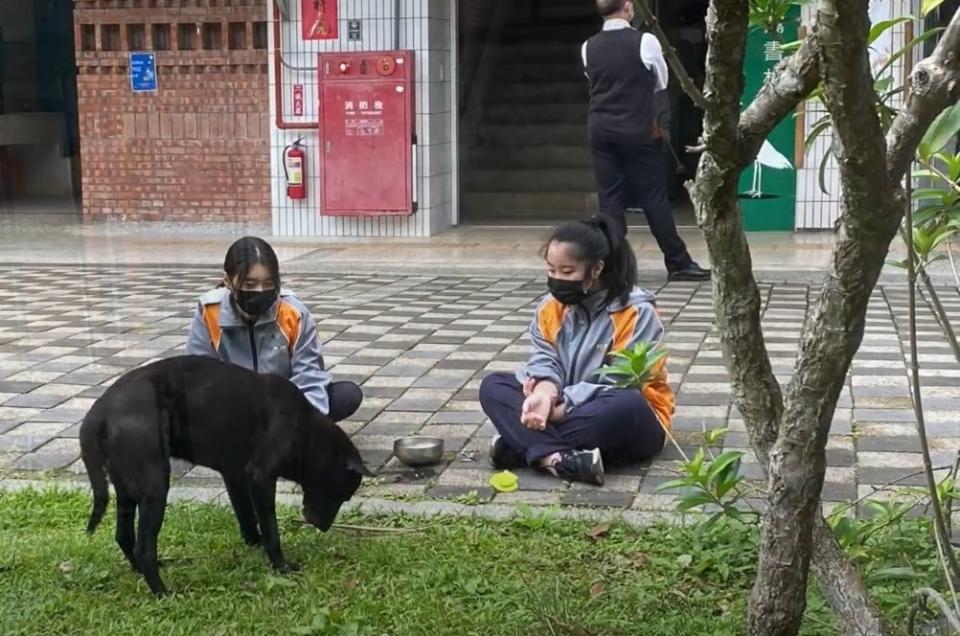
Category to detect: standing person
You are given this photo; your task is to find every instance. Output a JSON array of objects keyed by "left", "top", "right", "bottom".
[
  {"left": 186, "top": 236, "right": 362, "bottom": 422},
  {"left": 479, "top": 217, "right": 674, "bottom": 486},
  {"left": 582, "top": 0, "right": 710, "bottom": 281}
]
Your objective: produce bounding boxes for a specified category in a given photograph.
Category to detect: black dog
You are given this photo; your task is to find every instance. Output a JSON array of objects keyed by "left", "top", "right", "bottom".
[{"left": 80, "top": 355, "right": 370, "bottom": 596}]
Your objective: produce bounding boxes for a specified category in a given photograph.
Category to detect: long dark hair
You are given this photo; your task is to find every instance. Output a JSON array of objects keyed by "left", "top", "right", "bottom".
[
  {"left": 221, "top": 236, "right": 281, "bottom": 289},
  {"left": 544, "top": 215, "right": 638, "bottom": 305}
]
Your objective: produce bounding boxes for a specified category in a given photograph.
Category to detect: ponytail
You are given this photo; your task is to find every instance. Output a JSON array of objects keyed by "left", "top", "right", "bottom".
[{"left": 544, "top": 214, "right": 638, "bottom": 305}]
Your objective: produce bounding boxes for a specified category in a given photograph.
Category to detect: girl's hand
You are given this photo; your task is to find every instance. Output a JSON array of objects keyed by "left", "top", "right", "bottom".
[
  {"left": 522, "top": 377, "right": 537, "bottom": 397},
  {"left": 521, "top": 393, "right": 552, "bottom": 431}
]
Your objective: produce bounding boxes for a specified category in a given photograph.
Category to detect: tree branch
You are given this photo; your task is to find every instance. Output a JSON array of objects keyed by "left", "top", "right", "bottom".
[
  {"left": 886, "top": 9, "right": 960, "bottom": 182},
  {"left": 738, "top": 31, "right": 822, "bottom": 168},
  {"left": 632, "top": 0, "right": 709, "bottom": 110}
]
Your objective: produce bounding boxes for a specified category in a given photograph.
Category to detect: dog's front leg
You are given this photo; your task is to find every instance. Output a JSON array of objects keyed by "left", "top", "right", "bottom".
[
  {"left": 223, "top": 474, "right": 261, "bottom": 547},
  {"left": 248, "top": 477, "right": 299, "bottom": 572}
]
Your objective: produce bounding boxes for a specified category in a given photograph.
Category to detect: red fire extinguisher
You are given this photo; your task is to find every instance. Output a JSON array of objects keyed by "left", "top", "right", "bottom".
[{"left": 283, "top": 138, "right": 306, "bottom": 200}]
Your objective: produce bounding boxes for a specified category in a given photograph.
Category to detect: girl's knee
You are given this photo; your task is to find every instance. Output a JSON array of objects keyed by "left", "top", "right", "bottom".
[{"left": 479, "top": 372, "right": 518, "bottom": 406}]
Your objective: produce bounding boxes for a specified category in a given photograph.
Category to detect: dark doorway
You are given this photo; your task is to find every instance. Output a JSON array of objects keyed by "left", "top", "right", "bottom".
[
  {"left": 457, "top": 0, "right": 707, "bottom": 227},
  {"left": 0, "top": 0, "right": 81, "bottom": 215}
]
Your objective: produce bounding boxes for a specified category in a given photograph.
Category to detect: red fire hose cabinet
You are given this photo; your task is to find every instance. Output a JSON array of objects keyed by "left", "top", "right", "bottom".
[{"left": 318, "top": 50, "right": 417, "bottom": 216}]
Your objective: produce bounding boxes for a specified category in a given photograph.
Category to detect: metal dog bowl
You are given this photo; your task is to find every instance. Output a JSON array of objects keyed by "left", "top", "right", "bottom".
[{"left": 393, "top": 436, "right": 444, "bottom": 467}]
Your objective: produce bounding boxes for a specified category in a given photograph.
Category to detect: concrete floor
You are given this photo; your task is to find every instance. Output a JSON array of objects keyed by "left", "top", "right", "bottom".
[{"left": 0, "top": 211, "right": 849, "bottom": 281}]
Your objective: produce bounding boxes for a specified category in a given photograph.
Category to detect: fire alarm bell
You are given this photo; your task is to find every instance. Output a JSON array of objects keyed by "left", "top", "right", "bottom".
[{"left": 376, "top": 57, "right": 396, "bottom": 76}]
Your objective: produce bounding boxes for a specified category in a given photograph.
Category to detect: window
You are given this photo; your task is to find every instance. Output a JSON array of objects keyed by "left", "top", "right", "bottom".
[
  {"left": 202, "top": 22, "right": 222, "bottom": 50},
  {"left": 228, "top": 22, "right": 247, "bottom": 50},
  {"left": 177, "top": 23, "right": 196, "bottom": 50},
  {"left": 126, "top": 24, "right": 146, "bottom": 50},
  {"left": 252, "top": 21, "right": 267, "bottom": 49},
  {"left": 151, "top": 24, "right": 171, "bottom": 51},
  {"left": 80, "top": 25, "right": 96, "bottom": 51},
  {"left": 101, "top": 24, "right": 121, "bottom": 51}
]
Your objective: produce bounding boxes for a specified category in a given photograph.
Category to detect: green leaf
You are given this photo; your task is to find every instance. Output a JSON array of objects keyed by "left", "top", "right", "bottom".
[
  {"left": 922, "top": 0, "right": 948, "bottom": 16},
  {"left": 706, "top": 451, "right": 745, "bottom": 487},
  {"left": 818, "top": 141, "right": 834, "bottom": 195},
  {"left": 804, "top": 116, "right": 833, "bottom": 153},
  {"left": 868, "top": 16, "right": 915, "bottom": 45},
  {"left": 919, "top": 104, "right": 960, "bottom": 161},
  {"left": 875, "top": 27, "right": 946, "bottom": 80},
  {"left": 676, "top": 493, "right": 716, "bottom": 512},
  {"left": 655, "top": 478, "right": 693, "bottom": 493},
  {"left": 703, "top": 427, "right": 729, "bottom": 445}
]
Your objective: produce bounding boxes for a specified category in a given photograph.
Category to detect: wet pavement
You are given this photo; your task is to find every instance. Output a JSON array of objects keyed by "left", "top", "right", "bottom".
[{"left": 1, "top": 255, "right": 958, "bottom": 523}]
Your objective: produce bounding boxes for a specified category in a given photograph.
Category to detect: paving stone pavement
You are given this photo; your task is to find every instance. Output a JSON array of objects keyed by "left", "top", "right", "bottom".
[{"left": 1, "top": 266, "right": 958, "bottom": 520}]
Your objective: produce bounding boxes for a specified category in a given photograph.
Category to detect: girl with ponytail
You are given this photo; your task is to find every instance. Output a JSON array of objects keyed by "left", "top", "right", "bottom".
[{"left": 479, "top": 215, "right": 673, "bottom": 485}]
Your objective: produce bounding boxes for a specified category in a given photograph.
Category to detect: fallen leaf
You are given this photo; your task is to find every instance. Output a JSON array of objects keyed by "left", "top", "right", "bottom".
[
  {"left": 345, "top": 576, "right": 359, "bottom": 592},
  {"left": 676, "top": 553, "right": 693, "bottom": 569},
  {"left": 625, "top": 550, "right": 648, "bottom": 567},
  {"left": 586, "top": 521, "right": 612, "bottom": 541},
  {"left": 589, "top": 581, "right": 605, "bottom": 599}
]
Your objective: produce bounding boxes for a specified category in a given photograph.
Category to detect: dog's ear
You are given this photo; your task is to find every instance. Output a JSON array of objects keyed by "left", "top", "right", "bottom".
[{"left": 346, "top": 454, "right": 375, "bottom": 477}]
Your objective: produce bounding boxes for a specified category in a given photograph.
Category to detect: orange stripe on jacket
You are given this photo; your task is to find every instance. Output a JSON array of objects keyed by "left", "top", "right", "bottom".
[
  {"left": 276, "top": 301, "right": 303, "bottom": 357},
  {"left": 537, "top": 298, "right": 567, "bottom": 346},
  {"left": 610, "top": 306, "right": 675, "bottom": 430},
  {"left": 202, "top": 304, "right": 222, "bottom": 352}
]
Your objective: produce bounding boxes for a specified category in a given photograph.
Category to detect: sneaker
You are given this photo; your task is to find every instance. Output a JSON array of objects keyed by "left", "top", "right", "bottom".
[
  {"left": 550, "top": 448, "right": 605, "bottom": 486},
  {"left": 489, "top": 434, "right": 526, "bottom": 470}
]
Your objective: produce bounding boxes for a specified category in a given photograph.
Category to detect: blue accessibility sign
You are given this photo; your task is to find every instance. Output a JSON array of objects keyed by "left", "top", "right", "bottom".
[{"left": 129, "top": 52, "right": 158, "bottom": 92}]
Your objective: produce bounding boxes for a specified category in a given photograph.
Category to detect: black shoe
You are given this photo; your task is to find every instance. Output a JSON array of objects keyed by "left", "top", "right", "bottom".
[
  {"left": 490, "top": 434, "right": 526, "bottom": 470},
  {"left": 549, "top": 448, "right": 605, "bottom": 486},
  {"left": 668, "top": 264, "right": 711, "bottom": 282}
]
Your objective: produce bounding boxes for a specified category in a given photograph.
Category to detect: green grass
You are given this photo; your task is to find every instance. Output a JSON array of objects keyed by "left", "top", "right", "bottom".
[{"left": 0, "top": 488, "right": 945, "bottom": 635}]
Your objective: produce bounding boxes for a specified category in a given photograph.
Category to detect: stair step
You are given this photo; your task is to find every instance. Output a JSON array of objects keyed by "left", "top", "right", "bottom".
[
  {"left": 465, "top": 168, "right": 596, "bottom": 192},
  {"left": 503, "top": 7, "right": 601, "bottom": 24},
  {"left": 493, "top": 43, "right": 587, "bottom": 64},
  {"left": 462, "top": 191, "right": 600, "bottom": 216},
  {"left": 487, "top": 81, "right": 587, "bottom": 104},
  {"left": 500, "top": 23, "right": 598, "bottom": 41},
  {"left": 494, "top": 62, "right": 585, "bottom": 83},
  {"left": 477, "top": 124, "right": 587, "bottom": 146},
  {"left": 470, "top": 144, "right": 593, "bottom": 169},
  {"left": 482, "top": 102, "right": 587, "bottom": 124}
]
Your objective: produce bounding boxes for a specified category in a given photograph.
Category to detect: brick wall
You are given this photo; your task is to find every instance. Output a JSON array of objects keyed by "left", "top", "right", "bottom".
[{"left": 73, "top": 0, "right": 269, "bottom": 222}]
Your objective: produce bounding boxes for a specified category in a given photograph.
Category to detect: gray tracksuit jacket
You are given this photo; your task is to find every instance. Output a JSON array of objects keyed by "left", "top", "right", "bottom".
[
  {"left": 185, "top": 287, "right": 332, "bottom": 414},
  {"left": 516, "top": 286, "right": 674, "bottom": 426}
]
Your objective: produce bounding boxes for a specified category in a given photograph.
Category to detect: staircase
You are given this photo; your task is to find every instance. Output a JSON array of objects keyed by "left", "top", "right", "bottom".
[{"left": 461, "top": 1, "right": 601, "bottom": 224}]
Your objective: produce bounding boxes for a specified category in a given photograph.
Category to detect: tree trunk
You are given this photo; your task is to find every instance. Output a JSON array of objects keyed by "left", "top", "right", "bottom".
[{"left": 684, "top": 0, "right": 960, "bottom": 634}]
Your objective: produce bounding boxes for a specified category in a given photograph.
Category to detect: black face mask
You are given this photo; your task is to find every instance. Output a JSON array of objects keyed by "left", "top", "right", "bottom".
[
  {"left": 233, "top": 289, "right": 278, "bottom": 318},
  {"left": 547, "top": 277, "right": 589, "bottom": 306}
]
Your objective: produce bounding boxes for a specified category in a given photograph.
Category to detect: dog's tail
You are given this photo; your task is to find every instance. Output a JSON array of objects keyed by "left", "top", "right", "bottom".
[{"left": 79, "top": 412, "right": 110, "bottom": 535}]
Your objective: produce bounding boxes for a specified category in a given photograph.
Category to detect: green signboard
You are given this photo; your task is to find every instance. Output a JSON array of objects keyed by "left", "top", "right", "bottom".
[{"left": 738, "top": 8, "right": 800, "bottom": 231}]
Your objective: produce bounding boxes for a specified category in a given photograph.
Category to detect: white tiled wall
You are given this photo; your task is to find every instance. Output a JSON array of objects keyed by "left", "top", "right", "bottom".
[
  {"left": 267, "top": 0, "right": 455, "bottom": 237},
  {"left": 796, "top": 0, "right": 916, "bottom": 229}
]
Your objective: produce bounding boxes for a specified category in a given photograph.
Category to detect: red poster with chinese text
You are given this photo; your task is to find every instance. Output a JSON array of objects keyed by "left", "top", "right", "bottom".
[
  {"left": 302, "top": 0, "right": 338, "bottom": 40},
  {"left": 292, "top": 84, "right": 304, "bottom": 116}
]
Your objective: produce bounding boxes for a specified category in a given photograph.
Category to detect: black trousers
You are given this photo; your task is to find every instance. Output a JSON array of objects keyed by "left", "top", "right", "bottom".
[
  {"left": 479, "top": 372, "right": 665, "bottom": 465},
  {"left": 328, "top": 381, "right": 363, "bottom": 422},
  {"left": 591, "top": 138, "right": 694, "bottom": 273}
]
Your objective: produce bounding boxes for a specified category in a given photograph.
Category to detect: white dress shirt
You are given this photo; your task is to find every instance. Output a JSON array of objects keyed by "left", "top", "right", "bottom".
[{"left": 581, "top": 18, "right": 669, "bottom": 92}]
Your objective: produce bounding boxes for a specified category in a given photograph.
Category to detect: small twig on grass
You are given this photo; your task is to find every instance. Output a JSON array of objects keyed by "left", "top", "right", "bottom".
[{"left": 290, "top": 520, "right": 426, "bottom": 535}]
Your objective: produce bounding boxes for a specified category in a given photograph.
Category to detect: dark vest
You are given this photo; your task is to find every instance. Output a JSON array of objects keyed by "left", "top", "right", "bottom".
[{"left": 585, "top": 28, "right": 655, "bottom": 144}]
